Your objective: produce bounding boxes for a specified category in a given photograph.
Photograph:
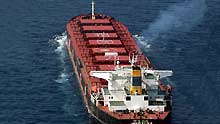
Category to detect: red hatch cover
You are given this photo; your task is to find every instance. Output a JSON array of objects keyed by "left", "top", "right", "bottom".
[
  {"left": 85, "top": 33, "right": 118, "bottom": 39},
  {"left": 99, "top": 64, "right": 130, "bottom": 71},
  {"left": 80, "top": 19, "right": 110, "bottom": 24},
  {"left": 99, "top": 65, "right": 115, "bottom": 70},
  {"left": 82, "top": 26, "right": 114, "bottom": 31},
  {"left": 91, "top": 48, "right": 126, "bottom": 54},
  {"left": 95, "top": 56, "right": 129, "bottom": 62},
  {"left": 88, "top": 40, "right": 122, "bottom": 46}
]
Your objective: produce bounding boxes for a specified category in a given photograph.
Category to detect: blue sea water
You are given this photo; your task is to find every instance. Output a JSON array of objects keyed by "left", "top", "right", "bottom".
[{"left": 0, "top": 0, "right": 220, "bottom": 124}]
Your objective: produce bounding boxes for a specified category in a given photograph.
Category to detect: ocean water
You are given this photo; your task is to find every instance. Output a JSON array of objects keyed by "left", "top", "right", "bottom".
[{"left": 0, "top": 0, "right": 220, "bottom": 124}]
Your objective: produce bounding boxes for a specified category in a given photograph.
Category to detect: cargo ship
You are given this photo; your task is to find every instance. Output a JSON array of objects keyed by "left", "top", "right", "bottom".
[{"left": 65, "top": 1, "right": 173, "bottom": 124}]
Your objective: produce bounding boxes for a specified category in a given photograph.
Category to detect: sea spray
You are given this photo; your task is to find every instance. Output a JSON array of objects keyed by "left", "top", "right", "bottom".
[
  {"left": 133, "top": 34, "right": 151, "bottom": 51},
  {"left": 54, "top": 32, "right": 67, "bottom": 64},
  {"left": 142, "top": 0, "right": 207, "bottom": 44},
  {"left": 52, "top": 32, "right": 70, "bottom": 84},
  {"left": 51, "top": 32, "right": 86, "bottom": 117}
]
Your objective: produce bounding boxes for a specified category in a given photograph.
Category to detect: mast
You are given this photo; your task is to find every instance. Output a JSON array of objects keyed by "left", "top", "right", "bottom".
[
  {"left": 91, "top": 0, "right": 95, "bottom": 20},
  {"left": 129, "top": 53, "right": 137, "bottom": 67}
]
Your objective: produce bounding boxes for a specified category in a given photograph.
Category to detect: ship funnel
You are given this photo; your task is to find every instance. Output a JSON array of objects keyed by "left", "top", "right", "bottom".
[
  {"left": 91, "top": 0, "right": 95, "bottom": 20},
  {"left": 130, "top": 66, "right": 142, "bottom": 95}
]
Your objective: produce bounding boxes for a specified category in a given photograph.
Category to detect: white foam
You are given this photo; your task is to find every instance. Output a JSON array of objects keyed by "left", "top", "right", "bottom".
[
  {"left": 55, "top": 70, "right": 70, "bottom": 84},
  {"left": 52, "top": 32, "right": 69, "bottom": 84},
  {"left": 54, "top": 32, "right": 67, "bottom": 61},
  {"left": 52, "top": 32, "right": 87, "bottom": 118},
  {"left": 133, "top": 34, "right": 151, "bottom": 51}
]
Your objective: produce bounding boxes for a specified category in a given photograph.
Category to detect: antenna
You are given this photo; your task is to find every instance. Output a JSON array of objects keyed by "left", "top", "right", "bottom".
[{"left": 91, "top": 0, "right": 95, "bottom": 20}]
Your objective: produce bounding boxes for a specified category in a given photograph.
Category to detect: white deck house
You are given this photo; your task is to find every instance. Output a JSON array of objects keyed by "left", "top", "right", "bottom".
[{"left": 90, "top": 63, "right": 172, "bottom": 112}]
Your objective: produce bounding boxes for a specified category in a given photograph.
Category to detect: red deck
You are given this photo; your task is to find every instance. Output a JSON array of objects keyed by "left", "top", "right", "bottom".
[
  {"left": 95, "top": 56, "right": 129, "bottom": 62},
  {"left": 91, "top": 48, "right": 127, "bottom": 54},
  {"left": 85, "top": 33, "right": 118, "bottom": 39},
  {"left": 80, "top": 19, "right": 110, "bottom": 24},
  {"left": 83, "top": 26, "right": 114, "bottom": 31},
  {"left": 88, "top": 40, "right": 122, "bottom": 46},
  {"left": 99, "top": 64, "right": 130, "bottom": 71}
]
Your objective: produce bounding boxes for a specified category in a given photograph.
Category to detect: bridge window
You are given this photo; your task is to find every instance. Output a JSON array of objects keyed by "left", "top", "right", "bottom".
[
  {"left": 144, "top": 96, "right": 148, "bottom": 101},
  {"left": 126, "top": 96, "right": 131, "bottom": 101}
]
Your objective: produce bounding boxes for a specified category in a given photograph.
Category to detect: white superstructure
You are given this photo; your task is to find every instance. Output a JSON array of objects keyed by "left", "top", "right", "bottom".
[{"left": 90, "top": 56, "right": 173, "bottom": 113}]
